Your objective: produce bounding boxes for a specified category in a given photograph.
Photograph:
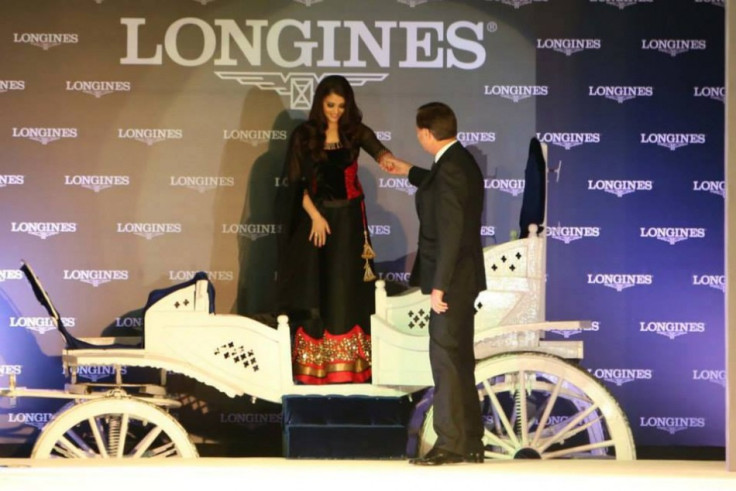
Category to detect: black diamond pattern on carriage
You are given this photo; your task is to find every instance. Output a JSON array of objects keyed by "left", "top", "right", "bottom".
[
  {"left": 214, "top": 342, "right": 259, "bottom": 372},
  {"left": 407, "top": 309, "right": 429, "bottom": 330},
  {"left": 173, "top": 299, "right": 190, "bottom": 309}
]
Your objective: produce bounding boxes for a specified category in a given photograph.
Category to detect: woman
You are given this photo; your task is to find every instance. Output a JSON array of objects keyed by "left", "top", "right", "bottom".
[{"left": 276, "top": 75, "right": 394, "bottom": 384}]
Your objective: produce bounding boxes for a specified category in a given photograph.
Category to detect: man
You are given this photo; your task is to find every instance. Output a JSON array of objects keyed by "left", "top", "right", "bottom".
[{"left": 385, "top": 102, "right": 486, "bottom": 465}]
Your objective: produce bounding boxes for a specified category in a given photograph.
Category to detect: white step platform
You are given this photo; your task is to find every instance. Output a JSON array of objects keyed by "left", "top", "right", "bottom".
[{"left": 1, "top": 458, "right": 735, "bottom": 491}]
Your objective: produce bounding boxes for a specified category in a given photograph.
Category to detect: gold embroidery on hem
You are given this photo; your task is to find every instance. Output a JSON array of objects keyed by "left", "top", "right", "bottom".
[{"left": 293, "top": 327, "right": 372, "bottom": 376}]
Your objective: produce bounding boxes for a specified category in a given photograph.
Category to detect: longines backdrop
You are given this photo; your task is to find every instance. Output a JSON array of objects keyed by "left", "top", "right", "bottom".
[{"left": 0, "top": 0, "right": 725, "bottom": 456}]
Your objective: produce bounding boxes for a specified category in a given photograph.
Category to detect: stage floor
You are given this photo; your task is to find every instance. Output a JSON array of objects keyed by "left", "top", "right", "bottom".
[{"left": 1, "top": 458, "right": 735, "bottom": 490}]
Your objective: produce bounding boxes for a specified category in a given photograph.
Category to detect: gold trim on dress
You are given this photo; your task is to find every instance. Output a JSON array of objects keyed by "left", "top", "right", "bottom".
[
  {"left": 324, "top": 141, "right": 343, "bottom": 150},
  {"left": 293, "top": 326, "right": 372, "bottom": 383}
]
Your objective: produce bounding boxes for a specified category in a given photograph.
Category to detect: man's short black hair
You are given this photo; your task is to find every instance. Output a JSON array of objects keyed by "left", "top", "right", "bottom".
[{"left": 416, "top": 102, "right": 457, "bottom": 141}]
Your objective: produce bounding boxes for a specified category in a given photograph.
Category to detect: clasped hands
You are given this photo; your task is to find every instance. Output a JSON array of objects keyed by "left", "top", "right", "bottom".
[{"left": 379, "top": 153, "right": 412, "bottom": 176}]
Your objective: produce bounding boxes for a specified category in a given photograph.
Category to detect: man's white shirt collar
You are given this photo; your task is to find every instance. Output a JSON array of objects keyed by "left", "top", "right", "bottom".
[{"left": 434, "top": 139, "right": 458, "bottom": 163}]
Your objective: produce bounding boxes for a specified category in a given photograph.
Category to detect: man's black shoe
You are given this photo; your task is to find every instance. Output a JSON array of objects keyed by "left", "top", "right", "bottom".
[
  {"left": 410, "top": 447, "right": 464, "bottom": 466},
  {"left": 463, "top": 451, "right": 485, "bottom": 463}
]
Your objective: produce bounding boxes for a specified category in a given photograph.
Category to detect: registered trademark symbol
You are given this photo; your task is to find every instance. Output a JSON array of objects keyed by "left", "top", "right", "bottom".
[{"left": 486, "top": 22, "right": 498, "bottom": 33}]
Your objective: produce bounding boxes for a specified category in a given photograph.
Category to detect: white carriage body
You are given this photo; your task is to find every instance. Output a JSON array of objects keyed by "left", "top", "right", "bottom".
[
  {"left": 2, "top": 140, "right": 635, "bottom": 461},
  {"left": 57, "top": 222, "right": 585, "bottom": 404},
  {"left": 371, "top": 227, "right": 589, "bottom": 387}
]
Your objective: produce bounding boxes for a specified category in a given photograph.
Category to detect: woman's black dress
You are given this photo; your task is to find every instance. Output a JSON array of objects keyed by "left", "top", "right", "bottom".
[{"left": 276, "top": 122, "right": 389, "bottom": 384}]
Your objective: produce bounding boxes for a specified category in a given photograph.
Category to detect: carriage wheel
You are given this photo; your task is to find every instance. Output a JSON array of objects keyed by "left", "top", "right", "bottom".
[
  {"left": 32, "top": 397, "right": 198, "bottom": 458},
  {"left": 417, "top": 352, "right": 635, "bottom": 460}
]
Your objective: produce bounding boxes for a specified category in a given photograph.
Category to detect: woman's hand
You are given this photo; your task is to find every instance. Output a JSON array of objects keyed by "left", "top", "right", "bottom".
[
  {"left": 309, "top": 214, "right": 331, "bottom": 247},
  {"left": 301, "top": 192, "right": 330, "bottom": 247},
  {"left": 378, "top": 152, "right": 395, "bottom": 172},
  {"left": 381, "top": 153, "right": 412, "bottom": 176}
]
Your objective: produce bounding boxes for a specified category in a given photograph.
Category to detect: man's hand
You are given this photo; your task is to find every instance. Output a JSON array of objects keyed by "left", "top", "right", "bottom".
[{"left": 430, "top": 289, "right": 448, "bottom": 314}]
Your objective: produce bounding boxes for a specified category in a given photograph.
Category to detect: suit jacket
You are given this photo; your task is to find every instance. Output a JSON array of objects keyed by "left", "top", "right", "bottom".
[{"left": 408, "top": 141, "right": 486, "bottom": 296}]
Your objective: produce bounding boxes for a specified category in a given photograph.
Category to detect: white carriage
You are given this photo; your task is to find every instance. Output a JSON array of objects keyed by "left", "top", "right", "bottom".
[{"left": 1, "top": 142, "right": 635, "bottom": 461}]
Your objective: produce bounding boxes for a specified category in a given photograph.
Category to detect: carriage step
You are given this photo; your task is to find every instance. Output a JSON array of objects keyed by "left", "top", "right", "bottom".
[{"left": 282, "top": 395, "right": 411, "bottom": 459}]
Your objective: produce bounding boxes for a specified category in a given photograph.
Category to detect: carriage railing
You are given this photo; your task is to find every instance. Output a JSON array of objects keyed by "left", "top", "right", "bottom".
[{"left": 370, "top": 220, "right": 591, "bottom": 387}]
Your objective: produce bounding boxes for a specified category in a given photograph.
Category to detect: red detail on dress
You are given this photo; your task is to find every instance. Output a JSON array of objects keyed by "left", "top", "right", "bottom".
[
  {"left": 344, "top": 160, "right": 363, "bottom": 199},
  {"left": 292, "top": 325, "right": 372, "bottom": 384}
]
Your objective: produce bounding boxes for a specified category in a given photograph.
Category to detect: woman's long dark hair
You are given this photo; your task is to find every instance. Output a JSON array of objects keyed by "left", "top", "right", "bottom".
[{"left": 305, "top": 75, "right": 363, "bottom": 162}]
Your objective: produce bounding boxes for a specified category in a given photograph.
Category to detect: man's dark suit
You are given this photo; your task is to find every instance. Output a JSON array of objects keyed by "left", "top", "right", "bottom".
[{"left": 407, "top": 140, "right": 486, "bottom": 456}]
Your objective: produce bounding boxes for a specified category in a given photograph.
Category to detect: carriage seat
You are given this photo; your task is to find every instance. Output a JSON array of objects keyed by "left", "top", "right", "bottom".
[
  {"left": 19, "top": 261, "right": 144, "bottom": 350},
  {"left": 373, "top": 228, "right": 544, "bottom": 339},
  {"left": 142, "top": 272, "right": 215, "bottom": 316},
  {"left": 140, "top": 272, "right": 216, "bottom": 346},
  {"left": 19, "top": 261, "right": 215, "bottom": 350}
]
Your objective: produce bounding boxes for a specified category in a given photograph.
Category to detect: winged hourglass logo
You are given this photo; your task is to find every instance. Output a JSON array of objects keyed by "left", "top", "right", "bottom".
[{"left": 215, "top": 72, "right": 388, "bottom": 110}]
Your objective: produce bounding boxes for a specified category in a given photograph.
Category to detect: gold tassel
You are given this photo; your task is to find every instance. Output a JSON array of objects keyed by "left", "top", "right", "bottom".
[
  {"left": 362, "top": 230, "right": 376, "bottom": 281},
  {"left": 363, "top": 259, "right": 376, "bottom": 282},
  {"left": 361, "top": 231, "right": 376, "bottom": 259}
]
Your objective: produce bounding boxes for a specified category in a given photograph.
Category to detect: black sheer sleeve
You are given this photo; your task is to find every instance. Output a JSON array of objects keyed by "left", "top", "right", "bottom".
[
  {"left": 283, "top": 125, "right": 310, "bottom": 192},
  {"left": 276, "top": 124, "right": 311, "bottom": 242},
  {"left": 275, "top": 124, "right": 314, "bottom": 311},
  {"left": 356, "top": 123, "right": 391, "bottom": 162}
]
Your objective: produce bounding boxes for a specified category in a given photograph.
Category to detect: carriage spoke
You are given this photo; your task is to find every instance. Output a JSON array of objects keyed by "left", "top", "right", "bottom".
[
  {"left": 484, "top": 449, "right": 514, "bottom": 460},
  {"left": 52, "top": 444, "right": 79, "bottom": 459},
  {"left": 491, "top": 402, "right": 504, "bottom": 435},
  {"left": 131, "top": 426, "right": 164, "bottom": 458},
  {"left": 55, "top": 435, "right": 88, "bottom": 458},
  {"left": 550, "top": 414, "right": 604, "bottom": 444},
  {"left": 482, "top": 380, "right": 519, "bottom": 446},
  {"left": 542, "top": 440, "right": 616, "bottom": 459},
  {"left": 116, "top": 413, "right": 130, "bottom": 458},
  {"left": 537, "top": 403, "right": 599, "bottom": 452},
  {"left": 531, "top": 376, "right": 564, "bottom": 447},
  {"left": 89, "top": 417, "right": 109, "bottom": 458},
  {"left": 483, "top": 428, "right": 516, "bottom": 454},
  {"left": 149, "top": 441, "right": 178, "bottom": 458},
  {"left": 65, "top": 428, "right": 96, "bottom": 457}
]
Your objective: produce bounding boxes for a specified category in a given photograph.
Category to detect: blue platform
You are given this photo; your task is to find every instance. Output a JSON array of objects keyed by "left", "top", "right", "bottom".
[{"left": 282, "top": 395, "right": 412, "bottom": 459}]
